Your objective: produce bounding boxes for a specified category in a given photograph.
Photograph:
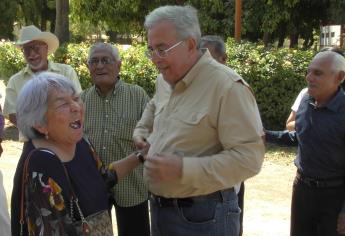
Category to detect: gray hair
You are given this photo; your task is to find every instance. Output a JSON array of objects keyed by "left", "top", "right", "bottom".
[
  {"left": 200, "top": 35, "right": 226, "bottom": 57},
  {"left": 16, "top": 72, "right": 76, "bottom": 139},
  {"left": 144, "top": 5, "right": 201, "bottom": 43},
  {"left": 87, "top": 42, "right": 121, "bottom": 62},
  {"left": 314, "top": 51, "right": 345, "bottom": 74}
]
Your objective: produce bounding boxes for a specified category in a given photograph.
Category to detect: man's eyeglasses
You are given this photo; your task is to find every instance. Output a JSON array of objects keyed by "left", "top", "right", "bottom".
[
  {"left": 145, "top": 41, "right": 183, "bottom": 59},
  {"left": 88, "top": 57, "right": 115, "bottom": 66},
  {"left": 22, "top": 43, "right": 46, "bottom": 55}
]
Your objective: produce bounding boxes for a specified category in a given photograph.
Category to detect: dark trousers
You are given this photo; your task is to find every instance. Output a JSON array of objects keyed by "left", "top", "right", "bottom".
[
  {"left": 109, "top": 198, "right": 150, "bottom": 236},
  {"left": 238, "top": 182, "right": 245, "bottom": 236},
  {"left": 290, "top": 177, "right": 345, "bottom": 236}
]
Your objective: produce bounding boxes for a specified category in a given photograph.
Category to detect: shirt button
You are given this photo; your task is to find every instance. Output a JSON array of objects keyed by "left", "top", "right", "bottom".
[
  {"left": 105, "top": 100, "right": 109, "bottom": 103},
  {"left": 102, "top": 146, "right": 106, "bottom": 150},
  {"left": 104, "top": 129, "right": 108, "bottom": 133},
  {"left": 105, "top": 115, "right": 109, "bottom": 118}
]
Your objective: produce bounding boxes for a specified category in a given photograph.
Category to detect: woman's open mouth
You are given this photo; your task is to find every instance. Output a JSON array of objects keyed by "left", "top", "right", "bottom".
[{"left": 69, "top": 120, "right": 82, "bottom": 129}]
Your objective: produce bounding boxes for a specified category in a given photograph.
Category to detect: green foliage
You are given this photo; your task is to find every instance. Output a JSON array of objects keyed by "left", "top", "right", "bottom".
[
  {"left": 120, "top": 43, "right": 158, "bottom": 96},
  {"left": 0, "top": 40, "right": 316, "bottom": 128},
  {"left": 226, "top": 38, "right": 314, "bottom": 129},
  {"left": 53, "top": 43, "right": 91, "bottom": 89},
  {"left": 0, "top": 42, "right": 157, "bottom": 97},
  {"left": 0, "top": 0, "right": 18, "bottom": 40},
  {"left": 0, "top": 42, "right": 26, "bottom": 81}
]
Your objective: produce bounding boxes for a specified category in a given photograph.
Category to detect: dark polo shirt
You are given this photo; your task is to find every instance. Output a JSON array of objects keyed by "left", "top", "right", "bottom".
[{"left": 295, "top": 88, "right": 345, "bottom": 179}]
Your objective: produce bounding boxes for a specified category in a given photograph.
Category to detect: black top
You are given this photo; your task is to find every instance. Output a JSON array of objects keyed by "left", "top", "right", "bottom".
[{"left": 11, "top": 139, "right": 116, "bottom": 236}]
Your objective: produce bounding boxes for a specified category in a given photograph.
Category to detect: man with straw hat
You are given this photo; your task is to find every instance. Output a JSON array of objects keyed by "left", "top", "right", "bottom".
[{"left": 3, "top": 25, "right": 82, "bottom": 127}]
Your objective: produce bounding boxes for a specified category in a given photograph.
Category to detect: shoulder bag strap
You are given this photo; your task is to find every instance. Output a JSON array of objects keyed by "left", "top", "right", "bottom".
[
  {"left": 83, "top": 137, "right": 103, "bottom": 169},
  {"left": 61, "top": 160, "right": 91, "bottom": 235},
  {"left": 19, "top": 148, "right": 44, "bottom": 236}
]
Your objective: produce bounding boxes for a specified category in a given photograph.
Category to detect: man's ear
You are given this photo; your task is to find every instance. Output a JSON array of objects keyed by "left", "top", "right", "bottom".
[
  {"left": 186, "top": 37, "right": 197, "bottom": 52},
  {"left": 220, "top": 54, "right": 228, "bottom": 65},
  {"left": 337, "top": 71, "right": 345, "bottom": 84},
  {"left": 117, "top": 60, "right": 122, "bottom": 71}
]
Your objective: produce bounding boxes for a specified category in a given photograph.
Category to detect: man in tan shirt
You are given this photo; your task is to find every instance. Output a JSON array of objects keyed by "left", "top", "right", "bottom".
[
  {"left": 140, "top": 5, "right": 265, "bottom": 236},
  {"left": 4, "top": 25, "right": 82, "bottom": 127}
]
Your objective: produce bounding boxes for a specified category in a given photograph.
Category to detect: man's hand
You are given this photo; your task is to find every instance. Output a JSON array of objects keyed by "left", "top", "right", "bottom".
[
  {"left": 133, "top": 136, "right": 150, "bottom": 151},
  {"left": 145, "top": 153, "right": 183, "bottom": 182},
  {"left": 337, "top": 212, "right": 345, "bottom": 235}
]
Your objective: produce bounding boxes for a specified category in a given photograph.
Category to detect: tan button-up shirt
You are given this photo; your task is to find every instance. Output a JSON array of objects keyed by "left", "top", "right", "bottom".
[
  {"left": 4, "top": 61, "right": 82, "bottom": 117},
  {"left": 140, "top": 51, "right": 265, "bottom": 198}
]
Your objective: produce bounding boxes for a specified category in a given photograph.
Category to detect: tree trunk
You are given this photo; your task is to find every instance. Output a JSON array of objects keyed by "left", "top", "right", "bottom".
[
  {"left": 55, "top": 0, "right": 69, "bottom": 44},
  {"left": 277, "top": 23, "right": 287, "bottom": 48},
  {"left": 263, "top": 32, "right": 270, "bottom": 48},
  {"left": 289, "top": 33, "right": 299, "bottom": 48}
]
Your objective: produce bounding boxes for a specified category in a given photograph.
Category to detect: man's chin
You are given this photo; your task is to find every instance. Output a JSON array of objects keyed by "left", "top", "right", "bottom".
[{"left": 28, "top": 62, "right": 47, "bottom": 72}]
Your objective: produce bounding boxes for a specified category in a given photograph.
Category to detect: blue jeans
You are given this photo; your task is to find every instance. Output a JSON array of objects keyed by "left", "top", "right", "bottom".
[{"left": 150, "top": 189, "right": 240, "bottom": 236}]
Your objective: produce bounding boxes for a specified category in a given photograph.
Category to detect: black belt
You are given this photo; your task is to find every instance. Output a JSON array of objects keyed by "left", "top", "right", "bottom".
[
  {"left": 151, "top": 188, "right": 233, "bottom": 208},
  {"left": 296, "top": 171, "right": 345, "bottom": 188}
]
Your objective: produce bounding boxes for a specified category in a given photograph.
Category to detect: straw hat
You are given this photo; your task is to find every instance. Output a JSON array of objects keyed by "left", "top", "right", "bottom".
[{"left": 15, "top": 25, "right": 59, "bottom": 54}]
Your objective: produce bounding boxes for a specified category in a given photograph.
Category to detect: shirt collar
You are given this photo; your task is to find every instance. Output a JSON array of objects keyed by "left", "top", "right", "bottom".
[
  {"left": 174, "top": 49, "right": 213, "bottom": 91},
  {"left": 94, "top": 77, "right": 123, "bottom": 97},
  {"left": 309, "top": 88, "right": 345, "bottom": 112}
]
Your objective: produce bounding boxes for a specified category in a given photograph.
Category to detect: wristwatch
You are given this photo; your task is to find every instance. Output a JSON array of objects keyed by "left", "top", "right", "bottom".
[{"left": 135, "top": 151, "right": 145, "bottom": 163}]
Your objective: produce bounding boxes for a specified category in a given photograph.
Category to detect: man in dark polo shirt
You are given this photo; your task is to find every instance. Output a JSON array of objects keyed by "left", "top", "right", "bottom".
[{"left": 267, "top": 50, "right": 345, "bottom": 236}]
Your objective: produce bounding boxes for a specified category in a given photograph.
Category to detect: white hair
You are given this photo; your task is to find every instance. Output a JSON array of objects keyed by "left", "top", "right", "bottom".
[
  {"left": 88, "top": 42, "right": 121, "bottom": 62},
  {"left": 144, "top": 5, "right": 201, "bottom": 43},
  {"left": 314, "top": 51, "right": 345, "bottom": 74},
  {"left": 16, "top": 72, "right": 76, "bottom": 139}
]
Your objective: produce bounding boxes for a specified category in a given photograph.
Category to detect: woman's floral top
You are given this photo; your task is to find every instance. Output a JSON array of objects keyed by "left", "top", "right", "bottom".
[
  {"left": 11, "top": 139, "right": 117, "bottom": 236},
  {"left": 26, "top": 172, "right": 76, "bottom": 235}
]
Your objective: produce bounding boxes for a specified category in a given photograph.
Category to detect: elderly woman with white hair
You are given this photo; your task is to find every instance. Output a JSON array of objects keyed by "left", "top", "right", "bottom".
[{"left": 11, "top": 72, "right": 146, "bottom": 236}]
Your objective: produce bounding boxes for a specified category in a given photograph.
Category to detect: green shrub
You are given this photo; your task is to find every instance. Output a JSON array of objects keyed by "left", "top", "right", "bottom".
[
  {"left": 0, "top": 40, "right": 316, "bottom": 128},
  {"left": 121, "top": 43, "right": 158, "bottom": 97},
  {"left": 0, "top": 42, "right": 158, "bottom": 97},
  {"left": 53, "top": 43, "right": 92, "bottom": 89},
  {"left": 226, "top": 38, "right": 315, "bottom": 129},
  {"left": 0, "top": 42, "right": 25, "bottom": 81}
]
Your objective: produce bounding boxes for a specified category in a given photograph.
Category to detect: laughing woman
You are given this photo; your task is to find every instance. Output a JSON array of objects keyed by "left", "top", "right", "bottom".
[{"left": 11, "top": 72, "right": 145, "bottom": 236}]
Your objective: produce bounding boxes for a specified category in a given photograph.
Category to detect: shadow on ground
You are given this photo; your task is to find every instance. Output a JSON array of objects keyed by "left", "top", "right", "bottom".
[{"left": 4, "top": 122, "right": 18, "bottom": 141}]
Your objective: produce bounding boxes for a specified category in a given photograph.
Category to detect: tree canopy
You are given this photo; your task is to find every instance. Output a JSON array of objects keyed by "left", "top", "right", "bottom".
[{"left": 1, "top": 0, "right": 345, "bottom": 48}]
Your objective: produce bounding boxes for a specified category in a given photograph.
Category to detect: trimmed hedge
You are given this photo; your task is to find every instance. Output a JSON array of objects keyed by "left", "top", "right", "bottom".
[
  {"left": 226, "top": 39, "right": 314, "bottom": 129},
  {"left": 0, "top": 40, "right": 315, "bottom": 128}
]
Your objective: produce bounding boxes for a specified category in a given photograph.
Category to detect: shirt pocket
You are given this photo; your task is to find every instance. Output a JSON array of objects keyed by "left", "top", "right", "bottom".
[
  {"left": 169, "top": 109, "right": 209, "bottom": 138},
  {"left": 173, "top": 109, "right": 208, "bottom": 125}
]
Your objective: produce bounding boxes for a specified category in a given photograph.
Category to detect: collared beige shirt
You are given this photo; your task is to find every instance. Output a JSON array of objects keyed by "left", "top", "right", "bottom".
[
  {"left": 3, "top": 61, "right": 82, "bottom": 117},
  {"left": 141, "top": 51, "right": 265, "bottom": 198}
]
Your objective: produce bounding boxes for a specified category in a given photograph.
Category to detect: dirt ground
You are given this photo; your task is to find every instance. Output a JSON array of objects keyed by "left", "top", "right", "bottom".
[
  {"left": 0, "top": 128, "right": 296, "bottom": 236},
  {"left": 0, "top": 80, "right": 297, "bottom": 235}
]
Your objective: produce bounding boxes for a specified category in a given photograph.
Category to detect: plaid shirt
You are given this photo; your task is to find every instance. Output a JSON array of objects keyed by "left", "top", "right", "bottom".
[{"left": 81, "top": 79, "right": 150, "bottom": 207}]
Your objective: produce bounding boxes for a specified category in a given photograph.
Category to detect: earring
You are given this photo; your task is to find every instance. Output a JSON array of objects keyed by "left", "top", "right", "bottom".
[{"left": 45, "top": 132, "right": 49, "bottom": 140}]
